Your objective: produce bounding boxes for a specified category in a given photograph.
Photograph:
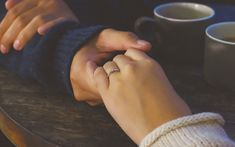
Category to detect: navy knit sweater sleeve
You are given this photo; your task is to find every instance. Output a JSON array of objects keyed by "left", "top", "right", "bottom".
[
  {"left": 0, "top": 0, "right": 140, "bottom": 97},
  {"left": 0, "top": 1, "right": 109, "bottom": 97},
  {"left": 0, "top": 2, "right": 106, "bottom": 96},
  {"left": 1, "top": 0, "right": 234, "bottom": 98}
]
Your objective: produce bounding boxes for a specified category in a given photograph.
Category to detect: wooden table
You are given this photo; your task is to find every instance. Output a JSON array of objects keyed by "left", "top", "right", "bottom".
[{"left": 0, "top": 64, "right": 235, "bottom": 147}]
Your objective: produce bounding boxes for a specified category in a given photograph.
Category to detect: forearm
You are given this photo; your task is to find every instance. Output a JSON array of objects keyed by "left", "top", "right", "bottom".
[
  {"left": 0, "top": 21, "right": 106, "bottom": 96},
  {"left": 140, "top": 113, "right": 235, "bottom": 147}
]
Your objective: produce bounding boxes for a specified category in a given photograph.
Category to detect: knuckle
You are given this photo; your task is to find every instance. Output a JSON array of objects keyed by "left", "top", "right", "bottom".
[
  {"left": 7, "top": 9, "right": 19, "bottom": 19},
  {"left": 103, "top": 61, "right": 113, "bottom": 68},
  {"left": 35, "top": 15, "right": 47, "bottom": 24},
  {"left": 124, "top": 63, "right": 135, "bottom": 73},
  {"left": 94, "top": 67, "right": 103, "bottom": 77},
  {"left": 113, "top": 55, "right": 123, "bottom": 62},
  {"left": 15, "top": 16, "right": 27, "bottom": 28}
]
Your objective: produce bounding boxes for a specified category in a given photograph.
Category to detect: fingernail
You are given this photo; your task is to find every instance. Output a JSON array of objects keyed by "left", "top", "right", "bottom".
[
  {"left": 13, "top": 40, "right": 21, "bottom": 50},
  {"left": 137, "top": 40, "right": 150, "bottom": 47},
  {"left": 5, "top": 1, "right": 10, "bottom": 9},
  {"left": 5, "top": 1, "right": 9, "bottom": 6},
  {"left": 0, "top": 44, "right": 8, "bottom": 54},
  {"left": 38, "top": 27, "right": 45, "bottom": 35}
]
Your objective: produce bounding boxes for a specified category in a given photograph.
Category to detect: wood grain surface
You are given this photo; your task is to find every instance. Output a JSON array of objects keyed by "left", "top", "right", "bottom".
[{"left": 0, "top": 64, "right": 234, "bottom": 147}]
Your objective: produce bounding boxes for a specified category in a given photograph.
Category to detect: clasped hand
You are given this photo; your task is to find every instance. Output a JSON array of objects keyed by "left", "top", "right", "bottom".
[
  {"left": 90, "top": 49, "right": 191, "bottom": 144},
  {"left": 0, "top": 1, "right": 152, "bottom": 106},
  {"left": 0, "top": 1, "right": 192, "bottom": 144}
]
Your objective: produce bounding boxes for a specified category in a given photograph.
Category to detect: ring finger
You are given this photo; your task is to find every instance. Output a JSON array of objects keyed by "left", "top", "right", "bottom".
[{"left": 103, "top": 61, "right": 120, "bottom": 81}]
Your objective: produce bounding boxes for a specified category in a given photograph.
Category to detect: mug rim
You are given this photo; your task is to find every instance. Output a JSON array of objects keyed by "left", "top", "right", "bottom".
[
  {"left": 154, "top": 2, "right": 215, "bottom": 22},
  {"left": 206, "top": 22, "right": 235, "bottom": 45}
]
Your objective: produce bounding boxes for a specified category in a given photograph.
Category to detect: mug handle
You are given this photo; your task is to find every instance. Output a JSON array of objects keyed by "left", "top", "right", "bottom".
[{"left": 134, "top": 17, "right": 163, "bottom": 44}]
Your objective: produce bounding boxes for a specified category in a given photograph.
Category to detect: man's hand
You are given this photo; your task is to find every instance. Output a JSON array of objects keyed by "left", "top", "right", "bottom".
[
  {"left": 0, "top": 0, "right": 78, "bottom": 53},
  {"left": 70, "top": 29, "right": 151, "bottom": 105}
]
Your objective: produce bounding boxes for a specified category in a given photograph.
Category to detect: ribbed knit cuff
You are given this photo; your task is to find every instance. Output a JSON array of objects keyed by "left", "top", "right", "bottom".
[
  {"left": 139, "top": 113, "right": 235, "bottom": 147},
  {"left": 33, "top": 21, "right": 107, "bottom": 97}
]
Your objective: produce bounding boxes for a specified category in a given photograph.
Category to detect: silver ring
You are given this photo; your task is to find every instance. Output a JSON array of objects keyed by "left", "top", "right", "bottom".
[{"left": 108, "top": 68, "right": 120, "bottom": 77}]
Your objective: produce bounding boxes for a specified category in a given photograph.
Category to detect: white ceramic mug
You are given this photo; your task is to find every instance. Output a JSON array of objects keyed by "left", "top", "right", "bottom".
[
  {"left": 135, "top": 2, "right": 215, "bottom": 64},
  {"left": 204, "top": 22, "right": 235, "bottom": 92}
]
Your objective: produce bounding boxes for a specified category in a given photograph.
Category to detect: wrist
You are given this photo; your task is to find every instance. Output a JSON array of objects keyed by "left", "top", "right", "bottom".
[{"left": 136, "top": 96, "right": 192, "bottom": 144}]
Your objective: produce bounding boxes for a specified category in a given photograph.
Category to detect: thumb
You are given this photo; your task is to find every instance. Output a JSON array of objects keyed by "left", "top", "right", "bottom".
[
  {"left": 93, "top": 67, "right": 109, "bottom": 96},
  {"left": 5, "top": 0, "right": 22, "bottom": 10},
  {"left": 97, "top": 29, "right": 151, "bottom": 52},
  {"left": 87, "top": 61, "right": 109, "bottom": 96}
]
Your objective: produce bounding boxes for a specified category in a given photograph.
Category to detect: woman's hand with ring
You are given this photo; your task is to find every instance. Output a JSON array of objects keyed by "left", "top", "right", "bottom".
[
  {"left": 70, "top": 29, "right": 151, "bottom": 104},
  {"left": 90, "top": 49, "right": 191, "bottom": 144}
]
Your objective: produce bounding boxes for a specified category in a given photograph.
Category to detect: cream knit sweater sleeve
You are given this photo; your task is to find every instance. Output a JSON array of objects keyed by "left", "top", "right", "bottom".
[{"left": 139, "top": 113, "right": 235, "bottom": 147}]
